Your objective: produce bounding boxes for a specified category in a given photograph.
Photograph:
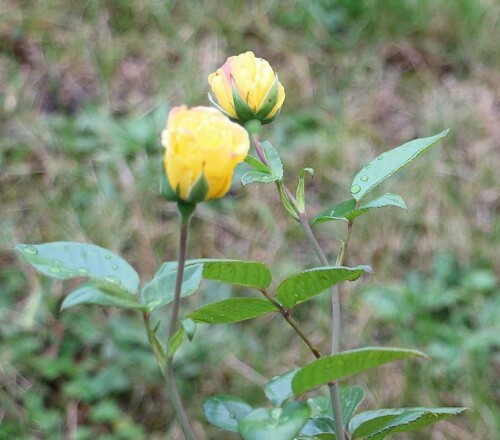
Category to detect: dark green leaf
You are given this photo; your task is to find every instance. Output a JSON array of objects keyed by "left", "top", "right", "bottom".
[
  {"left": 292, "top": 348, "right": 427, "bottom": 395},
  {"left": 189, "top": 298, "right": 278, "bottom": 324},
  {"left": 141, "top": 264, "right": 203, "bottom": 311},
  {"left": 187, "top": 259, "right": 272, "bottom": 290},
  {"left": 61, "top": 282, "right": 144, "bottom": 311},
  {"left": 16, "top": 242, "right": 140, "bottom": 294},
  {"left": 203, "top": 395, "right": 253, "bottom": 432},
  {"left": 264, "top": 369, "right": 299, "bottom": 406},
  {"left": 349, "top": 407, "right": 466, "bottom": 439},
  {"left": 239, "top": 401, "right": 311, "bottom": 440},
  {"left": 313, "top": 194, "right": 407, "bottom": 224},
  {"left": 276, "top": 266, "right": 371, "bottom": 308},
  {"left": 350, "top": 130, "right": 449, "bottom": 201}
]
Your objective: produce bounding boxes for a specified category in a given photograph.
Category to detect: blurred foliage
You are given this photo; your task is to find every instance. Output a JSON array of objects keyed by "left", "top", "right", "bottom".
[{"left": 1, "top": 0, "right": 499, "bottom": 438}]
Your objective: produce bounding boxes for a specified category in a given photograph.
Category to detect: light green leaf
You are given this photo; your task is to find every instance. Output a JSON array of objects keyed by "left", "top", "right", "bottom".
[
  {"left": 181, "top": 318, "right": 196, "bottom": 341},
  {"left": 188, "top": 298, "right": 278, "bottom": 324},
  {"left": 264, "top": 368, "right": 299, "bottom": 406},
  {"left": 245, "top": 155, "right": 271, "bottom": 173},
  {"left": 307, "top": 386, "right": 366, "bottom": 427},
  {"left": 141, "top": 264, "right": 203, "bottom": 311},
  {"left": 168, "top": 327, "right": 185, "bottom": 358},
  {"left": 61, "top": 282, "right": 144, "bottom": 311},
  {"left": 187, "top": 259, "right": 272, "bottom": 290},
  {"left": 262, "top": 140, "right": 284, "bottom": 180},
  {"left": 350, "top": 130, "right": 449, "bottom": 201},
  {"left": 203, "top": 395, "right": 253, "bottom": 432},
  {"left": 16, "top": 242, "right": 140, "bottom": 294},
  {"left": 242, "top": 170, "right": 280, "bottom": 186},
  {"left": 300, "top": 417, "right": 335, "bottom": 437},
  {"left": 349, "top": 407, "right": 466, "bottom": 439},
  {"left": 313, "top": 194, "right": 407, "bottom": 224},
  {"left": 276, "top": 266, "right": 371, "bottom": 308},
  {"left": 292, "top": 348, "right": 427, "bottom": 395},
  {"left": 239, "top": 401, "right": 311, "bottom": 440},
  {"left": 339, "top": 386, "right": 366, "bottom": 426},
  {"left": 296, "top": 167, "right": 314, "bottom": 213}
]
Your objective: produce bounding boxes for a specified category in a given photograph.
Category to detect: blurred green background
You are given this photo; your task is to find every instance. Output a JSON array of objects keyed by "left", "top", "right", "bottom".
[{"left": 1, "top": 0, "right": 499, "bottom": 439}]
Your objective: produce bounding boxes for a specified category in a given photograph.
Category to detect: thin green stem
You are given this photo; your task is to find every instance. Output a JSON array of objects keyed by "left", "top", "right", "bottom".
[
  {"left": 166, "top": 214, "right": 197, "bottom": 440},
  {"left": 260, "top": 289, "right": 321, "bottom": 359},
  {"left": 249, "top": 130, "right": 355, "bottom": 439}
]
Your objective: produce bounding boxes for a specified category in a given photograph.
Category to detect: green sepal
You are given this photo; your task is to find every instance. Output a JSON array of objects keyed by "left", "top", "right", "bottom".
[
  {"left": 262, "top": 107, "right": 282, "bottom": 125},
  {"left": 160, "top": 166, "right": 180, "bottom": 202},
  {"left": 232, "top": 80, "right": 257, "bottom": 122},
  {"left": 186, "top": 172, "right": 209, "bottom": 204},
  {"left": 255, "top": 74, "right": 280, "bottom": 120},
  {"left": 207, "top": 92, "right": 235, "bottom": 119}
]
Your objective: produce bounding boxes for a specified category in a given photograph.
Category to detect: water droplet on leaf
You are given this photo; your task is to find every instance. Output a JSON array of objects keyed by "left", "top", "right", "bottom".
[
  {"left": 105, "top": 254, "right": 112, "bottom": 260},
  {"left": 112, "top": 264, "right": 118, "bottom": 270},
  {"left": 350, "top": 184, "right": 361, "bottom": 194},
  {"left": 365, "top": 164, "right": 371, "bottom": 169},
  {"left": 23, "top": 245, "right": 38, "bottom": 255},
  {"left": 377, "top": 154, "right": 384, "bottom": 160},
  {"left": 78, "top": 268, "right": 89, "bottom": 275},
  {"left": 360, "top": 175, "right": 369, "bottom": 182},
  {"left": 50, "top": 267, "right": 61, "bottom": 273},
  {"left": 63, "top": 245, "right": 70, "bottom": 251},
  {"left": 105, "top": 275, "right": 121, "bottom": 284},
  {"left": 229, "top": 413, "right": 236, "bottom": 419}
]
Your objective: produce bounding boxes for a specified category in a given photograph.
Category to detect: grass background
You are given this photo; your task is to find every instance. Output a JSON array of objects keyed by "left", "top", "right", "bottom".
[{"left": 1, "top": 0, "right": 499, "bottom": 439}]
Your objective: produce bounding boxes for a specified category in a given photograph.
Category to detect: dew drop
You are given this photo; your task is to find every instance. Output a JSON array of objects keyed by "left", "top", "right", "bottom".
[
  {"left": 23, "top": 245, "right": 38, "bottom": 255},
  {"left": 80, "top": 251, "right": 86, "bottom": 257},
  {"left": 52, "top": 259, "right": 63, "bottom": 266},
  {"left": 229, "top": 413, "right": 236, "bottom": 419},
  {"left": 63, "top": 245, "right": 70, "bottom": 251},
  {"left": 112, "top": 264, "right": 118, "bottom": 270},
  {"left": 105, "top": 254, "right": 112, "bottom": 260},
  {"left": 350, "top": 184, "right": 361, "bottom": 194},
  {"left": 377, "top": 154, "right": 384, "bottom": 160},
  {"left": 78, "top": 267, "right": 89, "bottom": 275},
  {"left": 105, "top": 275, "right": 121, "bottom": 284},
  {"left": 50, "top": 267, "right": 61, "bottom": 273},
  {"left": 365, "top": 163, "right": 371, "bottom": 169},
  {"left": 360, "top": 175, "right": 369, "bottom": 182}
]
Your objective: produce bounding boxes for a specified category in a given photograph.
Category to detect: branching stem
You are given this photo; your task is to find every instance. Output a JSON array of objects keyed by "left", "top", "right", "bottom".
[
  {"left": 260, "top": 289, "right": 321, "bottom": 359},
  {"left": 250, "top": 130, "right": 356, "bottom": 440}
]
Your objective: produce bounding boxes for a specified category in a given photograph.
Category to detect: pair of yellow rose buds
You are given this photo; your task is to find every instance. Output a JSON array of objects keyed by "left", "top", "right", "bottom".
[{"left": 162, "top": 51, "right": 286, "bottom": 204}]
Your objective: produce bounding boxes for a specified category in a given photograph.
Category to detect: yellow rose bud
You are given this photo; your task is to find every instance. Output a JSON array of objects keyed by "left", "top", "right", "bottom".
[
  {"left": 208, "top": 51, "right": 285, "bottom": 124},
  {"left": 161, "top": 106, "right": 250, "bottom": 203}
]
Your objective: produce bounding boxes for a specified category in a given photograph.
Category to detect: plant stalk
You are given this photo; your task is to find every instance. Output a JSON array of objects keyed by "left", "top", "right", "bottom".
[
  {"left": 249, "top": 129, "right": 354, "bottom": 439},
  {"left": 166, "top": 211, "right": 197, "bottom": 440}
]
